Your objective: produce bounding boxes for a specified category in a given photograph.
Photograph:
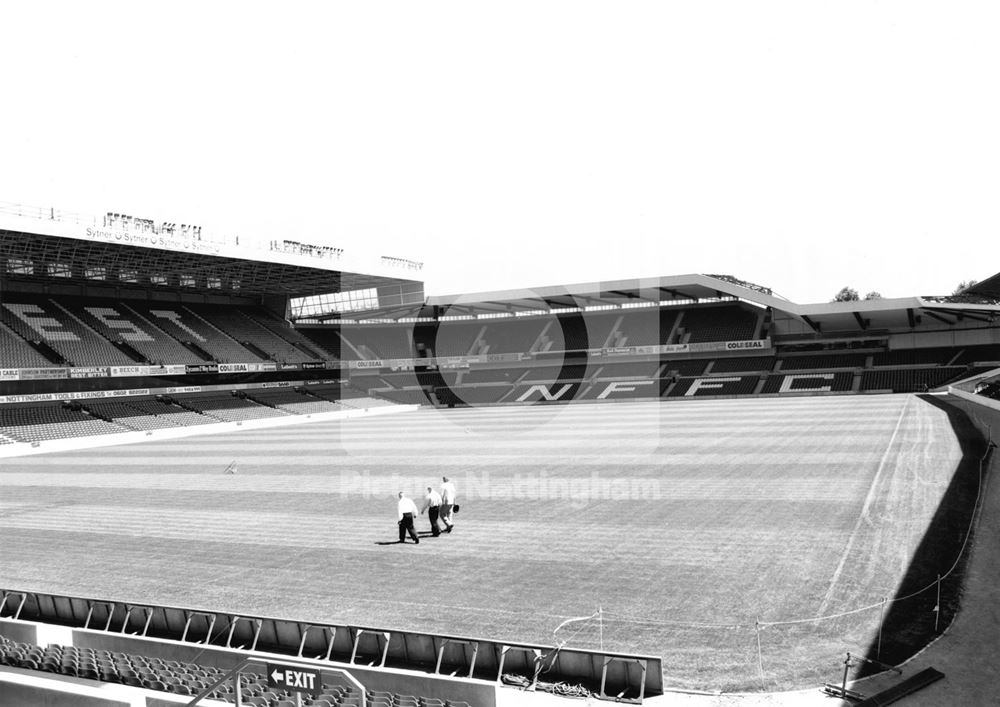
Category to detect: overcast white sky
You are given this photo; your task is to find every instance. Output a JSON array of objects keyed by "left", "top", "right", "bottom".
[{"left": 1, "top": 2, "right": 997, "bottom": 304}]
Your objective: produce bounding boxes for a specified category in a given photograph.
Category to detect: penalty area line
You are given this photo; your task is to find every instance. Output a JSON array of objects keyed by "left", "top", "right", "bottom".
[{"left": 817, "top": 396, "right": 910, "bottom": 616}]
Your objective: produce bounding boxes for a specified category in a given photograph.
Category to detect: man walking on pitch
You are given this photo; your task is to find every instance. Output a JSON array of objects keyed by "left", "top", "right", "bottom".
[
  {"left": 439, "top": 476, "right": 457, "bottom": 533},
  {"left": 421, "top": 486, "right": 443, "bottom": 537},
  {"left": 397, "top": 491, "right": 420, "bottom": 544}
]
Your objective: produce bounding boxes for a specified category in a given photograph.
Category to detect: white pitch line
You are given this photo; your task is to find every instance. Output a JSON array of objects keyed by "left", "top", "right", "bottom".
[{"left": 817, "top": 395, "right": 910, "bottom": 616}]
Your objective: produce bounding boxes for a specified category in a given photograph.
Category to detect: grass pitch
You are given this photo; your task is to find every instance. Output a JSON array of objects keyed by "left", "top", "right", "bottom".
[{"left": 0, "top": 394, "right": 970, "bottom": 690}]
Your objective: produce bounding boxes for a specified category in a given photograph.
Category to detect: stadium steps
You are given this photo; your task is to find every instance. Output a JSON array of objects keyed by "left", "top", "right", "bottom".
[{"left": 853, "top": 667, "right": 945, "bottom": 706}]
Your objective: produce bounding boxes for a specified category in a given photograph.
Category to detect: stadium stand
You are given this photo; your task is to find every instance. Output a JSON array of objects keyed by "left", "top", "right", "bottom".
[
  {"left": 126, "top": 302, "right": 267, "bottom": 363},
  {"left": 676, "top": 305, "right": 758, "bottom": 343},
  {"left": 439, "top": 385, "right": 513, "bottom": 405},
  {"left": 614, "top": 308, "right": 679, "bottom": 346},
  {"left": 0, "top": 403, "right": 126, "bottom": 443},
  {"left": 592, "top": 360, "right": 665, "bottom": 378},
  {"left": 241, "top": 308, "right": 334, "bottom": 360},
  {"left": 872, "top": 347, "right": 959, "bottom": 366},
  {"left": 84, "top": 400, "right": 187, "bottom": 431},
  {"left": 459, "top": 368, "right": 520, "bottom": 384},
  {"left": 556, "top": 314, "right": 590, "bottom": 351},
  {"left": 667, "top": 375, "right": 759, "bottom": 397},
  {"left": 188, "top": 304, "right": 321, "bottom": 363},
  {"left": 126, "top": 398, "right": 217, "bottom": 426},
  {"left": 175, "top": 394, "right": 291, "bottom": 422},
  {"left": 761, "top": 371, "right": 854, "bottom": 394},
  {"left": 300, "top": 327, "right": 350, "bottom": 359},
  {"left": 368, "top": 388, "right": 432, "bottom": 405},
  {"left": 519, "top": 363, "right": 590, "bottom": 382},
  {"left": 0, "top": 296, "right": 138, "bottom": 366},
  {"left": 0, "top": 319, "right": 55, "bottom": 368},
  {"left": 952, "top": 343, "right": 1000, "bottom": 364},
  {"left": 579, "top": 311, "right": 622, "bottom": 350},
  {"left": 660, "top": 359, "right": 713, "bottom": 376},
  {"left": 0, "top": 635, "right": 369, "bottom": 706},
  {"left": 337, "top": 325, "right": 414, "bottom": 360},
  {"left": 861, "top": 367, "right": 968, "bottom": 392},
  {"left": 709, "top": 356, "right": 776, "bottom": 373},
  {"left": 778, "top": 353, "right": 867, "bottom": 370},
  {"left": 58, "top": 300, "right": 208, "bottom": 365},
  {"left": 247, "top": 388, "right": 348, "bottom": 414},
  {"left": 431, "top": 321, "right": 485, "bottom": 357},
  {"left": 477, "top": 318, "right": 546, "bottom": 354}
]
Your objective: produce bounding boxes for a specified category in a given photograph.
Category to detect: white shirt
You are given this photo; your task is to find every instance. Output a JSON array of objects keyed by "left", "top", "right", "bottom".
[
  {"left": 397, "top": 496, "right": 419, "bottom": 521},
  {"left": 440, "top": 481, "right": 456, "bottom": 504},
  {"left": 423, "top": 490, "right": 442, "bottom": 511}
]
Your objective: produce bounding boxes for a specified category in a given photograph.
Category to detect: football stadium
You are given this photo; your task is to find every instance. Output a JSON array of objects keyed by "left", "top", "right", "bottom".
[{"left": 1, "top": 202, "right": 999, "bottom": 707}]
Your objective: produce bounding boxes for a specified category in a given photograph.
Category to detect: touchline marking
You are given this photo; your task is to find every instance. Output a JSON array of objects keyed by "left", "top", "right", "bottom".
[{"left": 817, "top": 395, "right": 909, "bottom": 616}]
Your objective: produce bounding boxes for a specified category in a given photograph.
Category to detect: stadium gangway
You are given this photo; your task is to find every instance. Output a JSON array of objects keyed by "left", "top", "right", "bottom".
[
  {"left": 182, "top": 656, "right": 365, "bottom": 707},
  {"left": 0, "top": 587, "right": 663, "bottom": 700}
]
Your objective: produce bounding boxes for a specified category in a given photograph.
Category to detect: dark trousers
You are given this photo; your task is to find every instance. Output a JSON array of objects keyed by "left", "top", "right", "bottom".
[
  {"left": 428, "top": 506, "right": 441, "bottom": 536},
  {"left": 398, "top": 513, "right": 419, "bottom": 543},
  {"left": 440, "top": 503, "right": 454, "bottom": 528}
]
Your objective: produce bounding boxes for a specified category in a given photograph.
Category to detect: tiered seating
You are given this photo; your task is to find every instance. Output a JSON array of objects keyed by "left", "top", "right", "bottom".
[
  {"left": 248, "top": 388, "right": 347, "bottom": 414},
  {"left": 0, "top": 297, "right": 136, "bottom": 366},
  {"left": 953, "top": 344, "right": 1000, "bottom": 364},
  {"left": 667, "top": 375, "right": 759, "bottom": 397},
  {"left": 0, "top": 320, "right": 54, "bottom": 367},
  {"left": 0, "top": 636, "right": 364, "bottom": 705},
  {"left": 677, "top": 305, "right": 758, "bottom": 343},
  {"left": 479, "top": 318, "right": 545, "bottom": 354},
  {"left": 439, "top": 386, "right": 512, "bottom": 405},
  {"left": 62, "top": 301, "right": 206, "bottom": 364},
  {"left": 335, "top": 395, "right": 401, "bottom": 409},
  {"left": 778, "top": 353, "right": 866, "bottom": 370},
  {"left": 580, "top": 312, "right": 621, "bottom": 350},
  {"left": 519, "top": 363, "right": 590, "bottom": 382},
  {"left": 432, "top": 321, "right": 484, "bottom": 357},
  {"left": 190, "top": 305, "right": 318, "bottom": 363},
  {"left": 861, "top": 367, "right": 967, "bottom": 392},
  {"left": 338, "top": 325, "right": 414, "bottom": 359},
  {"left": 84, "top": 400, "right": 183, "bottom": 431},
  {"left": 177, "top": 394, "right": 291, "bottom": 422},
  {"left": 661, "top": 359, "right": 712, "bottom": 376},
  {"left": 556, "top": 314, "right": 590, "bottom": 351},
  {"left": 368, "top": 689, "right": 471, "bottom": 707},
  {"left": 0, "top": 403, "right": 126, "bottom": 442},
  {"left": 592, "top": 360, "right": 663, "bottom": 378},
  {"left": 300, "top": 327, "right": 348, "bottom": 359},
  {"left": 610, "top": 308, "right": 678, "bottom": 346},
  {"left": 371, "top": 388, "right": 432, "bottom": 405},
  {"left": 872, "top": 348, "right": 958, "bottom": 366},
  {"left": 127, "top": 303, "right": 265, "bottom": 363},
  {"left": 710, "top": 356, "right": 775, "bottom": 373},
  {"left": 762, "top": 371, "right": 854, "bottom": 393},
  {"left": 244, "top": 308, "right": 334, "bottom": 360},
  {"left": 127, "top": 398, "right": 216, "bottom": 426},
  {"left": 460, "top": 368, "right": 520, "bottom": 384}
]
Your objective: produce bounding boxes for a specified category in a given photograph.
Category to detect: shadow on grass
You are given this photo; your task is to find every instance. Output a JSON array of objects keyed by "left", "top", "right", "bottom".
[{"left": 858, "top": 394, "right": 994, "bottom": 677}]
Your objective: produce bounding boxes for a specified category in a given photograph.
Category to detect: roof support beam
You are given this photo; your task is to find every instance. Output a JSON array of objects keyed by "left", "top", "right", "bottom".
[
  {"left": 907, "top": 308, "right": 916, "bottom": 328},
  {"left": 852, "top": 311, "right": 868, "bottom": 330},
  {"left": 923, "top": 310, "right": 954, "bottom": 325},
  {"left": 800, "top": 315, "right": 821, "bottom": 333}
]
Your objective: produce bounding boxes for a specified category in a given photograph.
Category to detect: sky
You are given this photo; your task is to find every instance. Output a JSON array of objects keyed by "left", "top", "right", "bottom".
[{"left": 1, "top": 2, "right": 998, "bottom": 304}]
